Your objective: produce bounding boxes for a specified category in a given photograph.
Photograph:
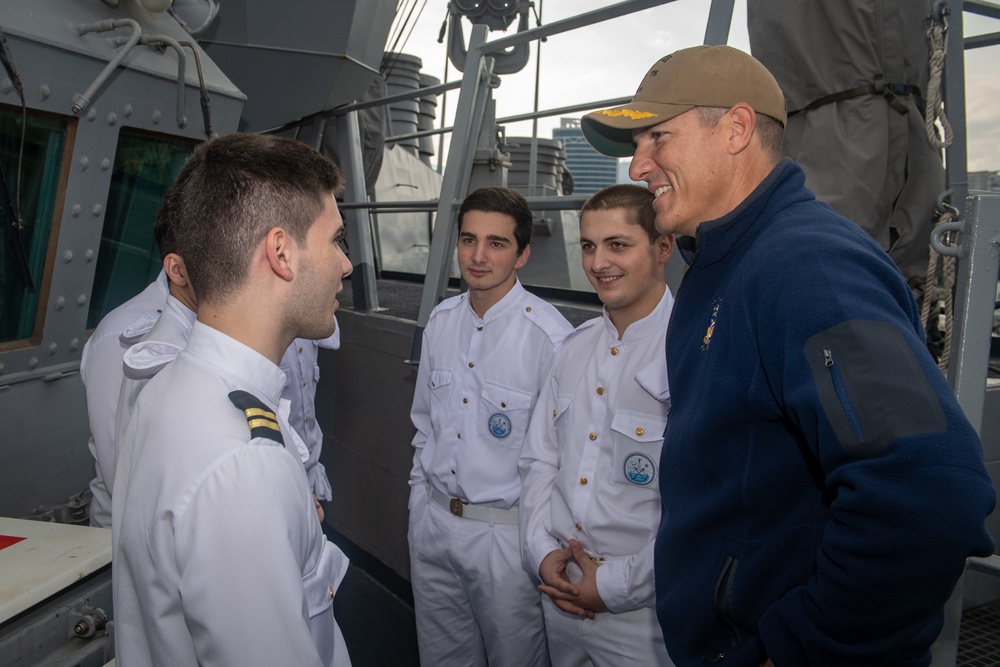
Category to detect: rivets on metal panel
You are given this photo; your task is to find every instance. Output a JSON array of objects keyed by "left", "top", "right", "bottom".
[
  {"left": 85, "top": 249, "right": 95, "bottom": 262},
  {"left": 63, "top": 250, "right": 73, "bottom": 263},
  {"left": 28, "top": 357, "right": 39, "bottom": 369},
  {"left": 71, "top": 204, "right": 82, "bottom": 217},
  {"left": 39, "top": 84, "right": 50, "bottom": 100},
  {"left": 79, "top": 156, "right": 89, "bottom": 171},
  {"left": 87, "top": 109, "right": 97, "bottom": 121},
  {"left": 107, "top": 112, "right": 117, "bottom": 126},
  {"left": 48, "top": 342, "right": 58, "bottom": 356},
  {"left": 0, "top": 79, "right": 11, "bottom": 94},
  {"left": 70, "top": 338, "right": 80, "bottom": 352},
  {"left": 77, "top": 294, "right": 88, "bottom": 306},
  {"left": 152, "top": 110, "right": 162, "bottom": 124},
  {"left": 101, "top": 158, "right": 111, "bottom": 170},
  {"left": 123, "top": 104, "right": 133, "bottom": 118},
  {"left": 55, "top": 296, "right": 66, "bottom": 310},
  {"left": 92, "top": 204, "right": 103, "bottom": 217}
]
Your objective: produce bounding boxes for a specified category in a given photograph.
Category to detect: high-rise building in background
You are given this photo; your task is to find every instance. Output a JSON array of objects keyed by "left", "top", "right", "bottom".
[
  {"left": 617, "top": 159, "right": 644, "bottom": 187},
  {"left": 969, "top": 171, "right": 1000, "bottom": 192},
  {"left": 553, "top": 118, "right": 617, "bottom": 196}
]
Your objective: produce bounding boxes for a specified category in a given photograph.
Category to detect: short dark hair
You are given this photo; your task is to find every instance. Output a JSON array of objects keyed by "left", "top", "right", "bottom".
[
  {"left": 166, "top": 133, "right": 344, "bottom": 304},
  {"left": 581, "top": 184, "right": 658, "bottom": 242},
  {"left": 695, "top": 106, "right": 783, "bottom": 163},
  {"left": 458, "top": 187, "right": 532, "bottom": 253},
  {"left": 154, "top": 185, "right": 180, "bottom": 261}
]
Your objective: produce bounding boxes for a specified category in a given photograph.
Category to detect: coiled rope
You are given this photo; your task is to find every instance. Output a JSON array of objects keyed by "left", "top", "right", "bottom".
[{"left": 924, "top": 12, "right": 953, "bottom": 150}]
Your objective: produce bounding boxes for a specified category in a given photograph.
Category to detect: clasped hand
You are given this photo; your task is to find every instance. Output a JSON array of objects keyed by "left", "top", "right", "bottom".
[{"left": 538, "top": 539, "right": 608, "bottom": 619}]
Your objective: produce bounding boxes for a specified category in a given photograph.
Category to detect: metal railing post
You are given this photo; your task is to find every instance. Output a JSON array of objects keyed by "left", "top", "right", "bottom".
[{"left": 336, "top": 110, "right": 380, "bottom": 311}]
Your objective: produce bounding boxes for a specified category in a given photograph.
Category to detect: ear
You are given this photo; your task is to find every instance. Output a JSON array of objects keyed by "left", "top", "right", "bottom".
[
  {"left": 514, "top": 243, "right": 531, "bottom": 271},
  {"left": 655, "top": 233, "right": 675, "bottom": 265},
  {"left": 162, "top": 252, "right": 189, "bottom": 287},
  {"left": 265, "top": 227, "right": 295, "bottom": 282},
  {"left": 726, "top": 103, "right": 756, "bottom": 156}
]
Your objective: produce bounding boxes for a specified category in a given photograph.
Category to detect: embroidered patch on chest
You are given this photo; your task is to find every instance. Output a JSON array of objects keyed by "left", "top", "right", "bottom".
[
  {"left": 701, "top": 297, "right": 723, "bottom": 351},
  {"left": 623, "top": 452, "right": 655, "bottom": 486},
  {"left": 488, "top": 412, "right": 512, "bottom": 438}
]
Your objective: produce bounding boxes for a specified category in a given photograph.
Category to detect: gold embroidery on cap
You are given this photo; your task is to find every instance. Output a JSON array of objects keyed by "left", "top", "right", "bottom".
[{"left": 598, "top": 109, "right": 657, "bottom": 120}]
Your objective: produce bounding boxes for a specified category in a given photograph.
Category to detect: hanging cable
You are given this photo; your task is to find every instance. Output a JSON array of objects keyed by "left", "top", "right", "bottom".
[
  {"left": 395, "top": 0, "right": 429, "bottom": 64},
  {"left": 382, "top": 0, "right": 422, "bottom": 75},
  {"left": 0, "top": 24, "right": 34, "bottom": 290}
]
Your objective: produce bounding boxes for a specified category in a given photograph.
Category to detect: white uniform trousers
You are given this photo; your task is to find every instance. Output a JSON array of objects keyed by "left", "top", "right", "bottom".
[
  {"left": 542, "top": 593, "right": 673, "bottom": 667},
  {"left": 408, "top": 490, "right": 550, "bottom": 667}
]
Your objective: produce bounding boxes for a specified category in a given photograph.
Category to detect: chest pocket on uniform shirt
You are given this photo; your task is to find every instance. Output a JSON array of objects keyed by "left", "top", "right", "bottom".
[
  {"left": 478, "top": 381, "right": 534, "bottom": 449},
  {"left": 428, "top": 369, "right": 453, "bottom": 435},
  {"left": 610, "top": 411, "right": 668, "bottom": 488}
]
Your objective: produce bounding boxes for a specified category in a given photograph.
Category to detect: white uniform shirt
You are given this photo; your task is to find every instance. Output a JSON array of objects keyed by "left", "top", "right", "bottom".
[
  {"left": 519, "top": 288, "right": 674, "bottom": 613},
  {"left": 410, "top": 280, "right": 573, "bottom": 508},
  {"left": 280, "top": 326, "right": 341, "bottom": 502},
  {"left": 113, "top": 322, "right": 350, "bottom": 667},
  {"left": 81, "top": 271, "right": 168, "bottom": 527}
]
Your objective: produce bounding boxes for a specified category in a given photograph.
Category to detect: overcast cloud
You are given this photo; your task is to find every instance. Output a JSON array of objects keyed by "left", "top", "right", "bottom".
[{"left": 397, "top": 0, "right": 998, "bottom": 174}]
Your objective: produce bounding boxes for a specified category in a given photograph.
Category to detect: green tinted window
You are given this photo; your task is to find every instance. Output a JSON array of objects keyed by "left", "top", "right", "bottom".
[
  {"left": 0, "top": 107, "right": 66, "bottom": 343},
  {"left": 87, "top": 132, "right": 193, "bottom": 328}
]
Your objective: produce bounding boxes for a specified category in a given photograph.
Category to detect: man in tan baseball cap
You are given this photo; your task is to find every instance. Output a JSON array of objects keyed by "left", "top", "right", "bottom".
[
  {"left": 582, "top": 45, "right": 786, "bottom": 159},
  {"left": 582, "top": 45, "right": 787, "bottom": 240},
  {"left": 581, "top": 44, "right": 997, "bottom": 667}
]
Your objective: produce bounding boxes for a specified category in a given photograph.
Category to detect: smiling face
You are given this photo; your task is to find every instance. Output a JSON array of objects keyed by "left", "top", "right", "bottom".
[
  {"left": 628, "top": 109, "right": 734, "bottom": 238},
  {"left": 289, "top": 194, "right": 353, "bottom": 339},
  {"left": 580, "top": 207, "right": 673, "bottom": 337},
  {"left": 457, "top": 210, "right": 529, "bottom": 317}
]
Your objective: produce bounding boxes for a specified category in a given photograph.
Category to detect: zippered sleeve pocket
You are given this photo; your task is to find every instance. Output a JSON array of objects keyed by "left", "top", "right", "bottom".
[{"left": 804, "top": 319, "right": 945, "bottom": 457}]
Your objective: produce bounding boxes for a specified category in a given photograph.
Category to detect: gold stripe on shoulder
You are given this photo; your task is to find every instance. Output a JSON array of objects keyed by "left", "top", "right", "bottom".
[{"left": 247, "top": 417, "right": 281, "bottom": 432}]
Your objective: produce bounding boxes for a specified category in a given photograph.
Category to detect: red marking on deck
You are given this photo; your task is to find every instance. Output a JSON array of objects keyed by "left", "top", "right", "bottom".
[{"left": 0, "top": 535, "right": 26, "bottom": 550}]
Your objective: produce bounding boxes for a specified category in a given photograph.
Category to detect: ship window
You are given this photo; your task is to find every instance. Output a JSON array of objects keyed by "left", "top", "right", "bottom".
[
  {"left": 87, "top": 131, "right": 194, "bottom": 328},
  {"left": 0, "top": 107, "right": 67, "bottom": 343}
]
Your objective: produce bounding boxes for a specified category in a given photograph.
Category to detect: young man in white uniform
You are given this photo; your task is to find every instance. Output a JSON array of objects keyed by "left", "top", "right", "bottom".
[
  {"left": 113, "top": 133, "right": 353, "bottom": 667},
  {"left": 408, "top": 187, "right": 573, "bottom": 666},
  {"left": 115, "top": 189, "right": 339, "bottom": 524},
  {"left": 519, "top": 185, "right": 675, "bottom": 666}
]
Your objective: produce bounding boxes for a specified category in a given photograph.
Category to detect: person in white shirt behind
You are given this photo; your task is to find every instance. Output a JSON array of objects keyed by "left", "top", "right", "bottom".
[
  {"left": 81, "top": 270, "right": 168, "bottom": 528},
  {"left": 113, "top": 132, "right": 353, "bottom": 667},
  {"left": 408, "top": 186, "right": 573, "bottom": 667},
  {"left": 519, "top": 184, "right": 676, "bottom": 666}
]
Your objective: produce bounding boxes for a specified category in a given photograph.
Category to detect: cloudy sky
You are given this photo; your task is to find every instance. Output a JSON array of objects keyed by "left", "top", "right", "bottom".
[{"left": 394, "top": 0, "right": 999, "bottom": 174}]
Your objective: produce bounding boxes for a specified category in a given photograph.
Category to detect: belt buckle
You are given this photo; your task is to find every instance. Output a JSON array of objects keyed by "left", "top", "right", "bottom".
[{"left": 449, "top": 497, "right": 464, "bottom": 517}]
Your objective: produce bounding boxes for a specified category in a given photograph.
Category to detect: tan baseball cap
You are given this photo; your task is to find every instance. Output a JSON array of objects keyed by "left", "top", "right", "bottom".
[{"left": 582, "top": 45, "right": 787, "bottom": 158}]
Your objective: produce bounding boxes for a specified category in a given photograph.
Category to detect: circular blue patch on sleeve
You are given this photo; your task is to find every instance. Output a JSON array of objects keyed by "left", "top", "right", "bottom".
[
  {"left": 488, "top": 412, "right": 512, "bottom": 439},
  {"left": 624, "top": 452, "right": 655, "bottom": 486}
]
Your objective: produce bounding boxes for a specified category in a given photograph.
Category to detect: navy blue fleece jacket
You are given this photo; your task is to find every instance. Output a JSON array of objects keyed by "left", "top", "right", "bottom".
[{"left": 655, "top": 159, "right": 995, "bottom": 667}]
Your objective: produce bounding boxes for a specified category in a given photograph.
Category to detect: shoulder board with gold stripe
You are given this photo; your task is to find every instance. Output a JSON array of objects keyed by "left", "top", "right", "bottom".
[{"left": 228, "top": 390, "right": 284, "bottom": 446}]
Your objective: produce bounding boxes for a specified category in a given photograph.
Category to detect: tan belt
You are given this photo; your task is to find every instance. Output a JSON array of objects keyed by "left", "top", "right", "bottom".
[{"left": 430, "top": 487, "right": 519, "bottom": 525}]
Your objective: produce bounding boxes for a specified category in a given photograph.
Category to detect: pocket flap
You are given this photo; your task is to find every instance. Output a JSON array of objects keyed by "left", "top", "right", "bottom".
[
  {"left": 610, "top": 410, "right": 668, "bottom": 443},
  {"left": 428, "top": 368, "right": 452, "bottom": 390},
  {"left": 554, "top": 394, "right": 573, "bottom": 421},
  {"left": 481, "top": 381, "right": 533, "bottom": 411}
]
